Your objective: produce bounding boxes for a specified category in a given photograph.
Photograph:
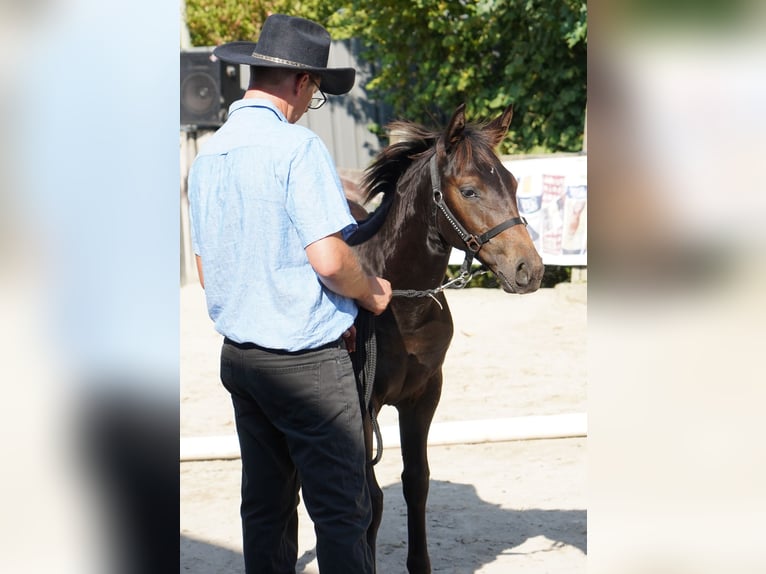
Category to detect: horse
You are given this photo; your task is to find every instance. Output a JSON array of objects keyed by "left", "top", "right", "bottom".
[{"left": 347, "top": 103, "right": 545, "bottom": 573}]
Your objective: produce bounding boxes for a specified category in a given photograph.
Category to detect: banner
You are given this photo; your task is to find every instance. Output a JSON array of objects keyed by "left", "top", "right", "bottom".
[
  {"left": 449, "top": 154, "right": 587, "bottom": 268},
  {"left": 509, "top": 154, "right": 587, "bottom": 266}
]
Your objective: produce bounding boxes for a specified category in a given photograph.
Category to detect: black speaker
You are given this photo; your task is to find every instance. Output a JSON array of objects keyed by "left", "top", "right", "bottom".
[{"left": 180, "top": 48, "right": 244, "bottom": 128}]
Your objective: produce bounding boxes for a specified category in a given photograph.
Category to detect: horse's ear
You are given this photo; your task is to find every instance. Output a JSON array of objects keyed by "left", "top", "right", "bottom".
[
  {"left": 484, "top": 104, "right": 514, "bottom": 147},
  {"left": 444, "top": 103, "right": 467, "bottom": 153}
]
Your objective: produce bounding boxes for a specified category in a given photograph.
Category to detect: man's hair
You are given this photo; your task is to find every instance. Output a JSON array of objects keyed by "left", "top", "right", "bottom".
[{"left": 249, "top": 66, "right": 300, "bottom": 89}]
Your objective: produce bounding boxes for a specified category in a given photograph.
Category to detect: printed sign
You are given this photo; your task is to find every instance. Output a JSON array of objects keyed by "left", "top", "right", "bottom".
[
  {"left": 449, "top": 154, "right": 587, "bottom": 268},
  {"left": 509, "top": 155, "right": 587, "bottom": 267}
]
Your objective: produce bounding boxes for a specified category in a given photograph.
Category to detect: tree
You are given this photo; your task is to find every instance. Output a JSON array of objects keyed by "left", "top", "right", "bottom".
[
  {"left": 184, "top": 0, "right": 336, "bottom": 46},
  {"left": 328, "top": 0, "right": 586, "bottom": 153},
  {"left": 185, "top": 0, "right": 587, "bottom": 154}
]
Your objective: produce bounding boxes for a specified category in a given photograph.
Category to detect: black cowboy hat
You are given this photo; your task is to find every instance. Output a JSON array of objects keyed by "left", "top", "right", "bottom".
[{"left": 213, "top": 14, "right": 355, "bottom": 96}]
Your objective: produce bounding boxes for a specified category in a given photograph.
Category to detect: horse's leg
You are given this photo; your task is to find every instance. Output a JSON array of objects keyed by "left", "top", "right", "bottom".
[{"left": 398, "top": 374, "right": 442, "bottom": 574}]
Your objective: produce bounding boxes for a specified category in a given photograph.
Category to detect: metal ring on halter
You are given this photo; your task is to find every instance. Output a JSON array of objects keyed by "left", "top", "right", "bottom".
[{"left": 465, "top": 236, "right": 482, "bottom": 253}]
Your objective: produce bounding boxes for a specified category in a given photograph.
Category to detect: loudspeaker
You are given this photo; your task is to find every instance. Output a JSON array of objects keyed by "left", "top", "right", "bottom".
[{"left": 180, "top": 48, "right": 244, "bottom": 128}]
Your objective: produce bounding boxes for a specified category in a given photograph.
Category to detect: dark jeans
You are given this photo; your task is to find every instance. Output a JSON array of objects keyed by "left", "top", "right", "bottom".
[{"left": 220, "top": 337, "right": 373, "bottom": 574}]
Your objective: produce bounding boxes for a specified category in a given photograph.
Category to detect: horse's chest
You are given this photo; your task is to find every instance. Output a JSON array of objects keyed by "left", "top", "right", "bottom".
[{"left": 375, "top": 308, "right": 454, "bottom": 404}]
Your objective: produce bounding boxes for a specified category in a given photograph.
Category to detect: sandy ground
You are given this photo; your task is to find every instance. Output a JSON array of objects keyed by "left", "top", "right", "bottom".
[{"left": 180, "top": 281, "right": 587, "bottom": 573}]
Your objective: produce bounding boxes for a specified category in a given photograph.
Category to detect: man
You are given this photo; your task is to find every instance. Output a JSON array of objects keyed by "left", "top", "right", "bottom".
[{"left": 187, "top": 14, "right": 392, "bottom": 574}]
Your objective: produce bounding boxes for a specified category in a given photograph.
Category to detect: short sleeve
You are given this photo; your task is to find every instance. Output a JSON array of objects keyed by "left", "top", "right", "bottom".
[
  {"left": 285, "top": 137, "right": 357, "bottom": 247},
  {"left": 188, "top": 164, "right": 201, "bottom": 255}
]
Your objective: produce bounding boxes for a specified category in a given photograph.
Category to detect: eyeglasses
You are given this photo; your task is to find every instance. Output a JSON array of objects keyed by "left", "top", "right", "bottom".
[{"left": 308, "top": 79, "right": 327, "bottom": 110}]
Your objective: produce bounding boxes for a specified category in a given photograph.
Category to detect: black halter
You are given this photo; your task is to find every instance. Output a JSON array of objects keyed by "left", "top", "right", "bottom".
[{"left": 429, "top": 154, "right": 527, "bottom": 269}]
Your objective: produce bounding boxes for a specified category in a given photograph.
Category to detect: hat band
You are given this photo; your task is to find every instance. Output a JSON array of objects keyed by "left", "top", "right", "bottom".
[{"left": 251, "top": 51, "right": 312, "bottom": 69}]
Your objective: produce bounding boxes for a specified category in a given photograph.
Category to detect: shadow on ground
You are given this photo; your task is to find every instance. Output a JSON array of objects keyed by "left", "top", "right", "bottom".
[
  {"left": 181, "top": 535, "right": 244, "bottom": 573},
  {"left": 353, "top": 479, "right": 586, "bottom": 573},
  {"left": 180, "top": 478, "right": 585, "bottom": 573}
]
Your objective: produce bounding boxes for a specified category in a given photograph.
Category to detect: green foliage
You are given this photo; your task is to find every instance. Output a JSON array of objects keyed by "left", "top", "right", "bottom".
[
  {"left": 185, "top": 0, "right": 332, "bottom": 46},
  {"left": 540, "top": 265, "right": 573, "bottom": 288},
  {"left": 329, "top": 0, "right": 587, "bottom": 154},
  {"left": 184, "top": 0, "right": 587, "bottom": 154},
  {"left": 185, "top": 0, "right": 265, "bottom": 46}
]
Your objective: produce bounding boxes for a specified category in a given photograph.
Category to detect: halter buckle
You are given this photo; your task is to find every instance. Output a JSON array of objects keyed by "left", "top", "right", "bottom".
[{"left": 466, "top": 236, "right": 482, "bottom": 253}]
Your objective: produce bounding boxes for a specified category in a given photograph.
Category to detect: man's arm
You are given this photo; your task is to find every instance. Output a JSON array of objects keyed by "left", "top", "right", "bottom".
[
  {"left": 305, "top": 232, "right": 392, "bottom": 315},
  {"left": 195, "top": 255, "right": 205, "bottom": 289}
]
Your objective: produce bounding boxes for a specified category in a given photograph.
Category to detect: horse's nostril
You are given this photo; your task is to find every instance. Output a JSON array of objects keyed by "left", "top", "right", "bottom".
[{"left": 516, "top": 261, "right": 530, "bottom": 286}]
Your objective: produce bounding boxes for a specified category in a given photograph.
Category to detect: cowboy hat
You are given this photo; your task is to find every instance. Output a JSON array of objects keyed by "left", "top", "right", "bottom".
[{"left": 213, "top": 14, "right": 355, "bottom": 95}]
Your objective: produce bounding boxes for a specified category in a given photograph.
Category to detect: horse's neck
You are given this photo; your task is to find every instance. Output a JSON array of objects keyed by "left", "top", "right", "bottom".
[{"left": 361, "top": 180, "right": 452, "bottom": 291}]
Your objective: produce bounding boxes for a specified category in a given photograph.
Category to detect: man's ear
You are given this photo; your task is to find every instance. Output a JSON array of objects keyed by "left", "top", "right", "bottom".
[
  {"left": 296, "top": 72, "right": 310, "bottom": 94},
  {"left": 293, "top": 73, "right": 302, "bottom": 95}
]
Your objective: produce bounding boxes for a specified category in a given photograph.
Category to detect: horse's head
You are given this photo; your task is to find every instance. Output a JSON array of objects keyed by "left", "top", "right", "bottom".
[{"left": 432, "top": 104, "right": 544, "bottom": 294}]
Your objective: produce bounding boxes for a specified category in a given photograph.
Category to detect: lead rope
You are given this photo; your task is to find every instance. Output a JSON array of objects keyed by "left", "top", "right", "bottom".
[
  {"left": 353, "top": 308, "right": 384, "bottom": 465},
  {"left": 391, "top": 259, "right": 487, "bottom": 311}
]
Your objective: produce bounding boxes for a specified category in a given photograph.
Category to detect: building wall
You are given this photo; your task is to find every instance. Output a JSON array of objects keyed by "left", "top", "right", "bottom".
[{"left": 299, "top": 39, "right": 386, "bottom": 171}]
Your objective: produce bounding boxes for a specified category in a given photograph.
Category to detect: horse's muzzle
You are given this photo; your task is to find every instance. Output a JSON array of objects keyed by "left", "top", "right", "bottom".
[{"left": 497, "top": 253, "right": 544, "bottom": 294}]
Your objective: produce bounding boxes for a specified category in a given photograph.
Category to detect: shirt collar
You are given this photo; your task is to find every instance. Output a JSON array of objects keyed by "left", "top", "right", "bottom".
[{"left": 229, "top": 98, "right": 287, "bottom": 122}]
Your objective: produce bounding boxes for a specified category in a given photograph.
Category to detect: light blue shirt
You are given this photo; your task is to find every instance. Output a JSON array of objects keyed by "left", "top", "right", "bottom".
[{"left": 188, "top": 99, "right": 358, "bottom": 351}]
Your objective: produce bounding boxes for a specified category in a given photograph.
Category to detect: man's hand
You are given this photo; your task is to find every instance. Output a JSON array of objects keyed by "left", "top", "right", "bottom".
[
  {"left": 341, "top": 325, "right": 357, "bottom": 353},
  {"left": 358, "top": 276, "right": 392, "bottom": 316},
  {"left": 306, "top": 234, "right": 393, "bottom": 316}
]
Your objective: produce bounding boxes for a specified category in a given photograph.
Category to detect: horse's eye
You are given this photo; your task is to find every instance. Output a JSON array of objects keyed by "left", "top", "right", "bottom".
[{"left": 460, "top": 187, "right": 478, "bottom": 199}]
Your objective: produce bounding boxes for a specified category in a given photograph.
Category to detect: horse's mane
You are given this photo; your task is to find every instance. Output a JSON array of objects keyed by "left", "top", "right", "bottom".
[
  {"left": 345, "top": 121, "right": 436, "bottom": 246},
  {"left": 347, "top": 117, "right": 501, "bottom": 246},
  {"left": 360, "top": 121, "right": 438, "bottom": 203}
]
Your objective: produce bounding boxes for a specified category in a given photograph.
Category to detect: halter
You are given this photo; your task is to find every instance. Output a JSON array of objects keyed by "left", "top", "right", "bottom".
[
  {"left": 429, "top": 154, "right": 527, "bottom": 283},
  {"left": 391, "top": 154, "right": 529, "bottom": 306}
]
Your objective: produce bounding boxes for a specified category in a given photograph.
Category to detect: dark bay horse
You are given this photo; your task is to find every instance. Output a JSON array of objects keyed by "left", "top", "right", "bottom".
[{"left": 348, "top": 103, "right": 544, "bottom": 573}]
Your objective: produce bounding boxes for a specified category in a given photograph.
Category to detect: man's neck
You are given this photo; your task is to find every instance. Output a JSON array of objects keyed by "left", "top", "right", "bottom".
[{"left": 243, "top": 89, "right": 298, "bottom": 123}]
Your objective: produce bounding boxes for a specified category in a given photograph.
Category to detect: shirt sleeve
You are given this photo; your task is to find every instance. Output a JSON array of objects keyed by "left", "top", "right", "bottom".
[
  {"left": 285, "top": 136, "right": 357, "bottom": 247},
  {"left": 187, "top": 164, "right": 201, "bottom": 255}
]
